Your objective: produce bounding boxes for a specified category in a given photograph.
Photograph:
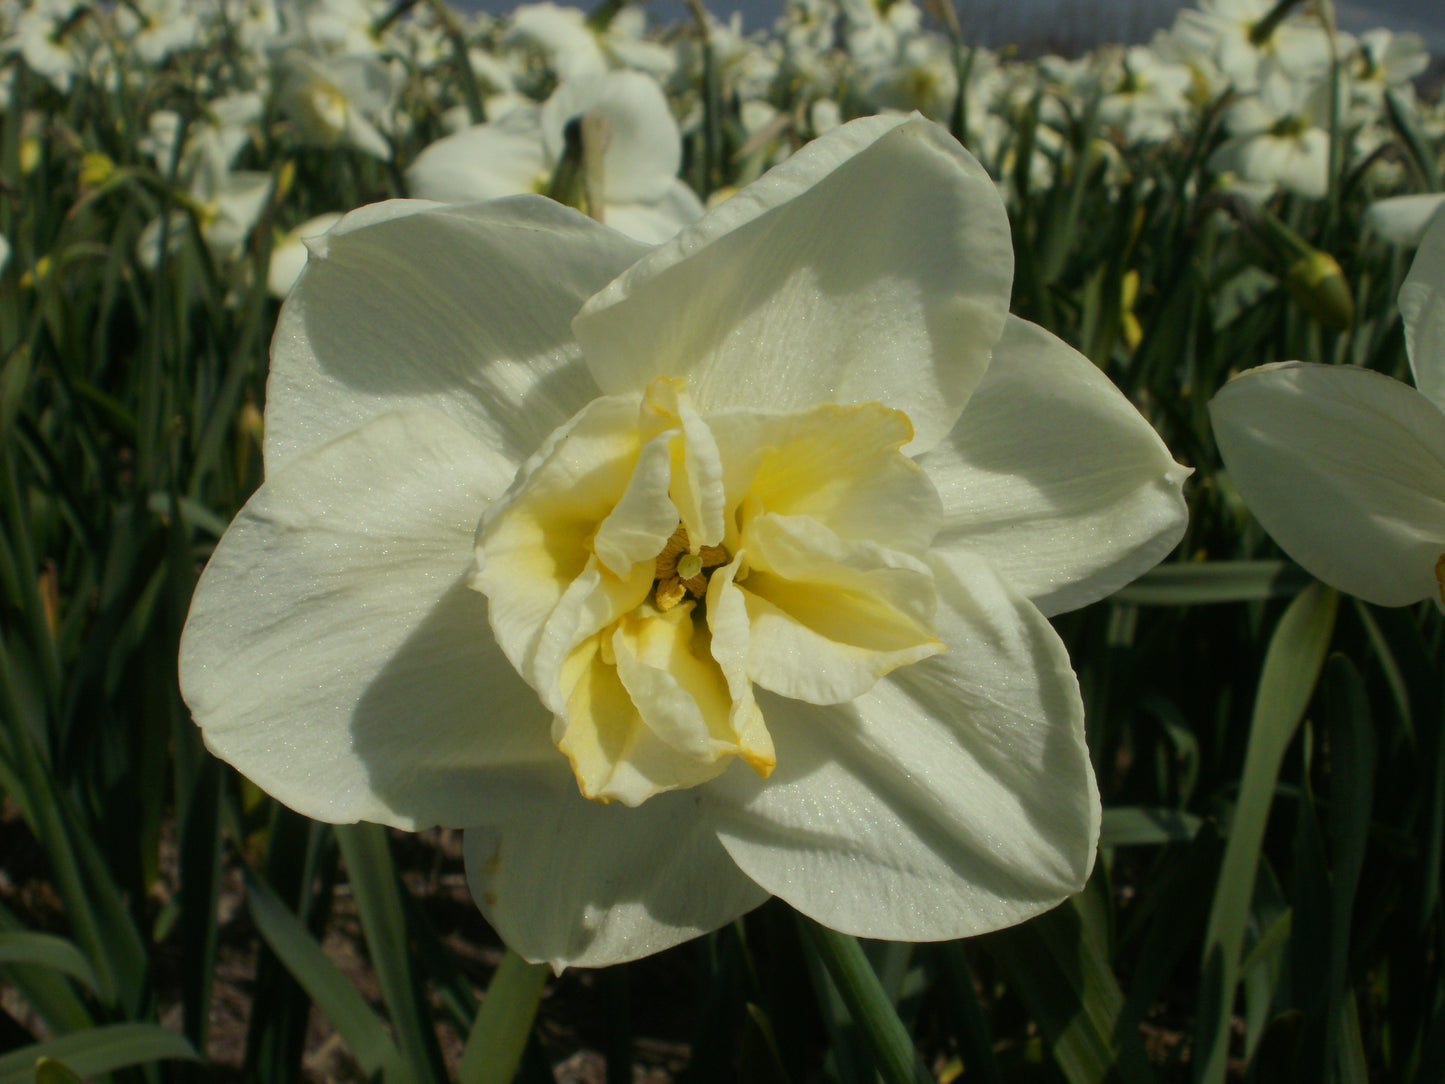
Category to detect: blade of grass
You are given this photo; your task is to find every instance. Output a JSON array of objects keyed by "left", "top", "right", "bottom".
[
  {"left": 795, "top": 916, "right": 932, "bottom": 1084},
  {"left": 0, "top": 1024, "right": 197, "bottom": 1084},
  {"left": 334, "top": 822, "right": 447, "bottom": 1084},
  {"left": 245, "top": 874, "right": 414, "bottom": 1084},
  {"left": 1194, "top": 583, "right": 1338, "bottom": 1084}
]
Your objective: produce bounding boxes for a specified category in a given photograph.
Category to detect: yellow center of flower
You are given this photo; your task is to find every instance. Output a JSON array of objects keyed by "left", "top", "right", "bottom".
[
  {"left": 653, "top": 525, "right": 730, "bottom": 611},
  {"left": 472, "top": 376, "right": 946, "bottom": 806}
]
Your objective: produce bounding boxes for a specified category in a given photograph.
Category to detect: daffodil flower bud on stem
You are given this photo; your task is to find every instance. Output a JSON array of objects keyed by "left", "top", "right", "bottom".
[{"left": 1228, "top": 197, "right": 1355, "bottom": 331}]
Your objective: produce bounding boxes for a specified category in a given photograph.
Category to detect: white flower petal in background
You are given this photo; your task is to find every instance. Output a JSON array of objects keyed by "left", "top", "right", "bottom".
[
  {"left": 1365, "top": 193, "right": 1445, "bottom": 247},
  {"left": 1401, "top": 211, "right": 1445, "bottom": 413},
  {"left": 1210, "top": 362, "right": 1445, "bottom": 607},
  {"left": 1212, "top": 213, "right": 1445, "bottom": 608},
  {"left": 267, "top": 212, "right": 345, "bottom": 299},
  {"left": 540, "top": 71, "right": 681, "bottom": 204},
  {"left": 407, "top": 72, "right": 702, "bottom": 244},
  {"left": 406, "top": 107, "right": 549, "bottom": 204}
]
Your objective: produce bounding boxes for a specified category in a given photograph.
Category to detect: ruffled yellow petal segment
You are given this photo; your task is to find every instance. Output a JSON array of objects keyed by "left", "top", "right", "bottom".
[{"left": 474, "top": 380, "right": 945, "bottom": 806}]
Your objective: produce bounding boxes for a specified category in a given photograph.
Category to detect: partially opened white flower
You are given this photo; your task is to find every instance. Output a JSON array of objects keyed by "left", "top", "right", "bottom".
[
  {"left": 407, "top": 70, "right": 703, "bottom": 244},
  {"left": 180, "top": 115, "right": 1189, "bottom": 969},
  {"left": 1210, "top": 212, "right": 1445, "bottom": 608}
]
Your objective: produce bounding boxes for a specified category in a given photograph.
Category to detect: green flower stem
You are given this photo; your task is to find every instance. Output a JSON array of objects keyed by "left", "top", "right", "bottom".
[
  {"left": 796, "top": 915, "right": 933, "bottom": 1084},
  {"left": 458, "top": 949, "right": 549, "bottom": 1084}
]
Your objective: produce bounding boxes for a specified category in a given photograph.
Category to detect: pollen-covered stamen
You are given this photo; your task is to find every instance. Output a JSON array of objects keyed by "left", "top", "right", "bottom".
[{"left": 654, "top": 524, "right": 729, "bottom": 611}]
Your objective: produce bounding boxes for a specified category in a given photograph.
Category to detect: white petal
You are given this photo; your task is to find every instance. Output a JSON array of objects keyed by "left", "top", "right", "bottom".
[
  {"left": 465, "top": 790, "right": 768, "bottom": 970},
  {"left": 541, "top": 71, "right": 682, "bottom": 204},
  {"left": 573, "top": 115, "right": 1013, "bottom": 452},
  {"left": 1400, "top": 209, "right": 1445, "bottom": 415},
  {"left": 709, "top": 400, "right": 942, "bottom": 556},
  {"left": 474, "top": 393, "right": 651, "bottom": 691},
  {"left": 741, "top": 512, "right": 942, "bottom": 703},
  {"left": 706, "top": 550, "right": 1098, "bottom": 940},
  {"left": 180, "top": 409, "right": 565, "bottom": 829},
  {"left": 1210, "top": 362, "right": 1445, "bottom": 606},
  {"left": 266, "top": 196, "right": 649, "bottom": 474},
  {"left": 919, "top": 317, "right": 1190, "bottom": 616},
  {"left": 601, "top": 180, "right": 705, "bottom": 244},
  {"left": 1366, "top": 193, "right": 1445, "bottom": 248},
  {"left": 405, "top": 113, "right": 549, "bottom": 204},
  {"left": 592, "top": 427, "right": 679, "bottom": 576}
]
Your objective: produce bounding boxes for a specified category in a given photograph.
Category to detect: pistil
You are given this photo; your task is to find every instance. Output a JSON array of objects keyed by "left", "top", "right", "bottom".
[{"left": 654, "top": 525, "right": 729, "bottom": 611}]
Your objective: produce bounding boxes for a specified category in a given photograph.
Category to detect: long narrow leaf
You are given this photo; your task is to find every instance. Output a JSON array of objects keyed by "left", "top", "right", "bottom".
[
  {"left": 1195, "top": 584, "right": 1338, "bottom": 1084},
  {"left": 0, "top": 1024, "right": 197, "bottom": 1084},
  {"left": 245, "top": 875, "right": 414, "bottom": 1084}
]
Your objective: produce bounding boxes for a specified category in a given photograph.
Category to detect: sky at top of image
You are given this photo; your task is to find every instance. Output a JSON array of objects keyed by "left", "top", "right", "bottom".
[{"left": 446, "top": 0, "right": 1445, "bottom": 52}]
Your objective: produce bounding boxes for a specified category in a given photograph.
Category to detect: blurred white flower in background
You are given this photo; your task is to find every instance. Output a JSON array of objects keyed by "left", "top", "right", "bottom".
[{"left": 407, "top": 70, "right": 704, "bottom": 244}]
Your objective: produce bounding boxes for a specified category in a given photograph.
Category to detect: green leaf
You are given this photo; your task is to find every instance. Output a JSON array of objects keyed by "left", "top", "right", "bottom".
[
  {"left": 982, "top": 889, "right": 1155, "bottom": 1084},
  {"left": 245, "top": 875, "right": 413, "bottom": 1084},
  {"left": 1195, "top": 583, "right": 1338, "bottom": 1084},
  {"left": 0, "top": 932, "right": 99, "bottom": 993},
  {"left": 458, "top": 950, "right": 549, "bottom": 1084},
  {"left": 0, "top": 1024, "right": 197, "bottom": 1084},
  {"left": 1113, "top": 561, "right": 1311, "bottom": 605},
  {"left": 334, "top": 823, "right": 447, "bottom": 1084},
  {"left": 795, "top": 916, "right": 932, "bottom": 1084},
  {"left": 32, "top": 1057, "right": 85, "bottom": 1084},
  {"left": 1100, "top": 807, "right": 1203, "bottom": 846}
]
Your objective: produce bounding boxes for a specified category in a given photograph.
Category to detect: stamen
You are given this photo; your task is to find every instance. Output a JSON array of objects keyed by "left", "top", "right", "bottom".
[{"left": 653, "top": 525, "right": 729, "bottom": 611}]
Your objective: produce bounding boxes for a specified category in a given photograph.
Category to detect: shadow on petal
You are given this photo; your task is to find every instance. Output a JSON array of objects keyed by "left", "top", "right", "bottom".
[{"left": 352, "top": 577, "right": 570, "bottom": 828}]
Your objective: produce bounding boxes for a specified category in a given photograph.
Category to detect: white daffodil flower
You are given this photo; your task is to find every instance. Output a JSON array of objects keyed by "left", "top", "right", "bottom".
[
  {"left": 407, "top": 70, "right": 704, "bottom": 245},
  {"left": 273, "top": 49, "right": 396, "bottom": 160},
  {"left": 1210, "top": 212, "right": 1445, "bottom": 608},
  {"left": 180, "top": 115, "right": 1189, "bottom": 969},
  {"left": 1210, "top": 69, "right": 1334, "bottom": 199}
]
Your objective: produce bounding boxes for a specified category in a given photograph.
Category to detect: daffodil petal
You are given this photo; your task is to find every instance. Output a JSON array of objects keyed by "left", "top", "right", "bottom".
[
  {"left": 1401, "top": 210, "right": 1445, "bottom": 415},
  {"left": 707, "top": 550, "right": 1097, "bottom": 940},
  {"left": 266, "top": 196, "right": 649, "bottom": 473},
  {"left": 405, "top": 111, "right": 550, "bottom": 203},
  {"left": 592, "top": 426, "right": 679, "bottom": 576},
  {"left": 602, "top": 181, "right": 706, "bottom": 244},
  {"left": 554, "top": 628, "right": 723, "bottom": 804},
  {"left": 710, "top": 401, "right": 941, "bottom": 556},
  {"left": 920, "top": 317, "right": 1191, "bottom": 616},
  {"left": 1210, "top": 361, "right": 1445, "bottom": 606},
  {"left": 706, "top": 556, "right": 774, "bottom": 774},
  {"left": 742, "top": 512, "right": 943, "bottom": 704},
  {"left": 464, "top": 789, "right": 768, "bottom": 970},
  {"left": 475, "top": 393, "right": 649, "bottom": 685},
  {"left": 180, "top": 409, "right": 563, "bottom": 829},
  {"left": 540, "top": 71, "right": 681, "bottom": 204},
  {"left": 573, "top": 114, "right": 1013, "bottom": 453}
]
